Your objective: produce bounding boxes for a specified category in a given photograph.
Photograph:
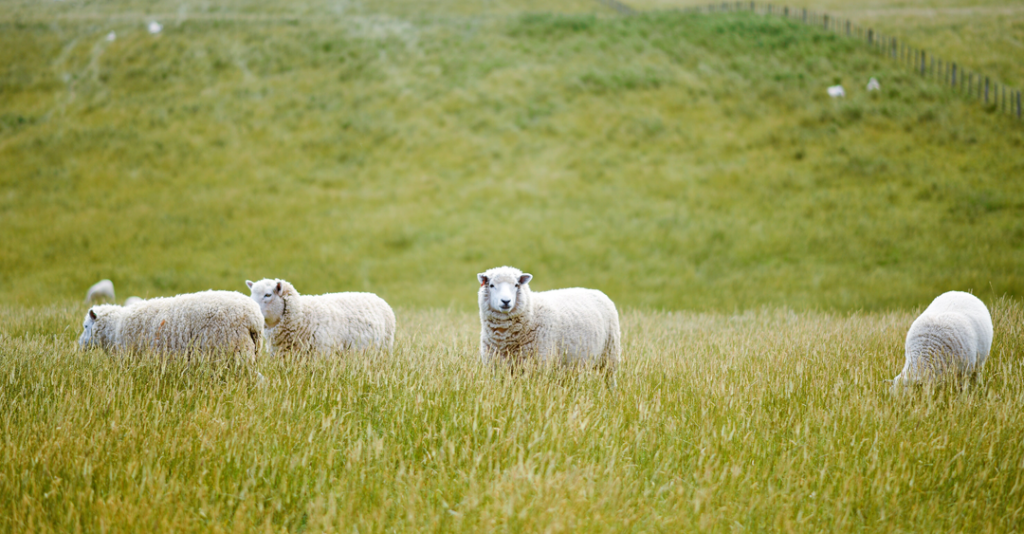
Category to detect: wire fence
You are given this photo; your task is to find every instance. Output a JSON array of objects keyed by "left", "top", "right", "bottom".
[{"left": 600, "top": 0, "right": 1023, "bottom": 121}]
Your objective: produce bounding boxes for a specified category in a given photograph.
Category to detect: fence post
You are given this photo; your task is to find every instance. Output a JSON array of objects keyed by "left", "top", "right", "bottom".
[
  {"left": 823, "top": 14, "right": 828, "bottom": 30},
  {"left": 867, "top": 28, "right": 872, "bottom": 45},
  {"left": 985, "top": 77, "right": 989, "bottom": 104},
  {"left": 802, "top": 8, "right": 806, "bottom": 22},
  {"left": 784, "top": 6, "right": 788, "bottom": 16},
  {"left": 1018, "top": 91, "right": 1021, "bottom": 119},
  {"left": 951, "top": 63, "right": 956, "bottom": 88},
  {"left": 846, "top": 20, "right": 850, "bottom": 36}
]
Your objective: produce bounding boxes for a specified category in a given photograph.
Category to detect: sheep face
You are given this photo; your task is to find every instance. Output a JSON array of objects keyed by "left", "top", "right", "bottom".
[
  {"left": 79, "top": 309, "right": 99, "bottom": 349},
  {"left": 478, "top": 267, "right": 532, "bottom": 315},
  {"left": 79, "top": 306, "right": 118, "bottom": 350},
  {"left": 247, "top": 279, "right": 287, "bottom": 328}
]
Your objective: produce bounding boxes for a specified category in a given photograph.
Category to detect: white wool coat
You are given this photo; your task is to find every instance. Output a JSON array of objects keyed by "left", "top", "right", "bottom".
[
  {"left": 477, "top": 266, "right": 620, "bottom": 382},
  {"left": 247, "top": 279, "right": 395, "bottom": 354},
  {"left": 893, "top": 291, "right": 993, "bottom": 387},
  {"left": 79, "top": 290, "right": 264, "bottom": 359}
]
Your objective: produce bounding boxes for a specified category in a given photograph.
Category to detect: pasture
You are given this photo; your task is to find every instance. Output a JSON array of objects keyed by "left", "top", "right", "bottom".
[
  {"left": 2, "top": 0, "right": 1024, "bottom": 531},
  {"left": 3, "top": 302, "right": 1024, "bottom": 532}
]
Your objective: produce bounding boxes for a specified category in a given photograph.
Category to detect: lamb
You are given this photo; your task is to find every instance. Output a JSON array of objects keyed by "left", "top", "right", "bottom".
[
  {"left": 477, "top": 266, "right": 621, "bottom": 386},
  {"left": 245, "top": 279, "right": 395, "bottom": 355},
  {"left": 79, "top": 290, "right": 264, "bottom": 360},
  {"left": 125, "top": 296, "right": 144, "bottom": 307},
  {"left": 85, "top": 279, "right": 115, "bottom": 303},
  {"left": 892, "top": 291, "right": 993, "bottom": 390}
]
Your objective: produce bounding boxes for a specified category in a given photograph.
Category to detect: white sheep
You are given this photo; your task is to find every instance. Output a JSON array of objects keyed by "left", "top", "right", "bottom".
[
  {"left": 85, "top": 279, "right": 115, "bottom": 303},
  {"left": 477, "top": 266, "right": 621, "bottom": 386},
  {"left": 79, "top": 290, "right": 264, "bottom": 359},
  {"left": 866, "top": 77, "right": 881, "bottom": 91},
  {"left": 245, "top": 279, "right": 395, "bottom": 355},
  {"left": 892, "top": 291, "right": 993, "bottom": 390},
  {"left": 125, "top": 296, "right": 144, "bottom": 307},
  {"left": 827, "top": 85, "right": 846, "bottom": 98}
]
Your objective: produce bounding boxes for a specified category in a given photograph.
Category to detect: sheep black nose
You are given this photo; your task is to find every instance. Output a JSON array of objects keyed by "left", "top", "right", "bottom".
[{"left": 501, "top": 299, "right": 511, "bottom": 306}]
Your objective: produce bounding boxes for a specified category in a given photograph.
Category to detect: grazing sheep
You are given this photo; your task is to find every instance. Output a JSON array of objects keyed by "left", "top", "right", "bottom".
[
  {"left": 892, "top": 291, "right": 993, "bottom": 390},
  {"left": 79, "top": 290, "right": 264, "bottom": 360},
  {"left": 827, "top": 85, "right": 846, "bottom": 98},
  {"left": 866, "top": 77, "right": 881, "bottom": 91},
  {"left": 477, "top": 266, "right": 621, "bottom": 386},
  {"left": 85, "top": 279, "right": 115, "bottom": 303},
  {"left": 245, "top": 279, "right": 395, "bottom": 355},
  {"left": 125, "top": 296, "right": 144, "bottom": 307}
]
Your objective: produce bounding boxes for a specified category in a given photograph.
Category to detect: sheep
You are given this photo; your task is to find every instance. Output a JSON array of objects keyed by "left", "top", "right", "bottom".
[
  {"left": 866, "top": 77, "right": 881, "bottom": 91},
  {"left": 79, "top": 290, "right": 264, "bottom": 360},
  {"left": 892, "top": 291, "right": 993, "bottom": 390},
  {"left": 827, "top": 85, "right": 846, "bottom": 98},
  {"left": 245, "top": 279, "right": 395, "bottom": 355},
  {"left": 125, "top": 296, "right": 144, "bottom": 307},
  {"left": 477, "top": 266, "right": 621, "bottom": 386},
  {"left": 85, "top": 279, "right": 115, "bottom": 303}
]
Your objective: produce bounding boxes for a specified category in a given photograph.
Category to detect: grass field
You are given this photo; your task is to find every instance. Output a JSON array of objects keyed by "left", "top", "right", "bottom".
[
  {"left": 3, "top": 0, "right": 1024, "bottom": 531},
  {"left": 3, "top": 302, "right": 1024, "bottom": 532}
]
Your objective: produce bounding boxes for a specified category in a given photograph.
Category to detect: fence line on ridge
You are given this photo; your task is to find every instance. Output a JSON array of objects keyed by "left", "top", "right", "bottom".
[{"left": 599, "top": 0, "right": 1022, "bottom": 121}]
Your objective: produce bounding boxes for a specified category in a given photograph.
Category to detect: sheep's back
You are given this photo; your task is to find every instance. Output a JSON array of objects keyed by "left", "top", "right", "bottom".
[
  {"left": 921, "top": 291, "right": 993, "bottom": 364},
  {"left": 120, "top": 291, "right": 263, "bottom": 356},
  {"left": 299, "top": 292, "right": 394, "bottom": 351},
  {"left": 532, "top": 288, "right": 619, "bottom": 362}
]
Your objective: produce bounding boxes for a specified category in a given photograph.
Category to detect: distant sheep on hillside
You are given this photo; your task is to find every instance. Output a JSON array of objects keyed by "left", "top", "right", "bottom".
[
  {"left": 477, "top": 266, "right": 621, "bottom": 386},
  {"left": 85, "top": 279, "right": 115, "bottom": 303},
  {"left": 892, "top": 291, "right": 993, "bottom": 390}
]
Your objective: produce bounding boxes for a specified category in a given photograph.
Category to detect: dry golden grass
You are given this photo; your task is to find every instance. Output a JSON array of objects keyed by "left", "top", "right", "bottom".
[{"left": 2, "top": 301, "right": 1023, "bottom": 532}]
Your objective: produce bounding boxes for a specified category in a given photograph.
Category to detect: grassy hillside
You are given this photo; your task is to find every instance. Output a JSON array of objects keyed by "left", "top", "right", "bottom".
[
  {"left": 2, "top": 3, "right": 1023, "bottom": 311},
  {"left": 631, "top": 0, "right": 1024, "bottom": 90},
  {"left": 3, "top": 302, "right": 1024, "bottom": 532}
]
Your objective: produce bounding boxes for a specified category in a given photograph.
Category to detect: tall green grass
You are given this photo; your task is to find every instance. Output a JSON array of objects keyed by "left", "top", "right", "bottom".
[
  {"left": 3, "top": 302, "right": 1024, "bottom": 531},
  {"left": 2, "top": 6, "right": 1022, "bottom": 310}
]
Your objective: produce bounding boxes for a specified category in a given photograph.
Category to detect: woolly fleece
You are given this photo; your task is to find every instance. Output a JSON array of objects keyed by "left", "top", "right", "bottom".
[
  {"left": 246, "top": 279, "right": 395, "bottom": 354},
  {"left": 894, "top": 290, "right": 993, "bottom": 388},
  {"left": 79, "top": 290, "right": 264, "bottom": 359},
  {"left": 477, "top": 266, "right": 620, "bottom": 384}
]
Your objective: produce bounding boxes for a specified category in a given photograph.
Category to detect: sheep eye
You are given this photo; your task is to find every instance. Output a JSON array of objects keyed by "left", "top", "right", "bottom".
[
  {"left": 489, "top": 284, "right": 494, "bottom": 288},
  {"left": 264, "top": 293, "right": 271, "bottom": 298}
]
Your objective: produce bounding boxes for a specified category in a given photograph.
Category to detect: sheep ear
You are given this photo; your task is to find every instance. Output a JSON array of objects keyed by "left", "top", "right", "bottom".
[
  {"left": 477, "top": 274, "right": 488, "bottom": 287},
  {"left": 246, "top": 280, "right": 254, "bottom": 289},
  {"left": 519, "top": 274, "right": 533, "bottom": 285},
  {"left": 275, "top": 281, "right": 282, "bottom": 294},
  {"left": 89, "top": 309, "right": 97, "bottom": 320}
]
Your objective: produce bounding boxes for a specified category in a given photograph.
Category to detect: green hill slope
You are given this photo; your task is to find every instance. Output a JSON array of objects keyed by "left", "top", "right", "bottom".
[{"left": 2, "top": 5, "right": 1022, "bottom": 309}]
